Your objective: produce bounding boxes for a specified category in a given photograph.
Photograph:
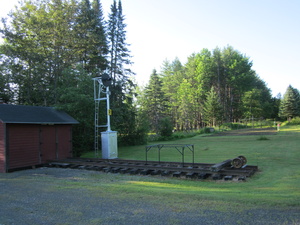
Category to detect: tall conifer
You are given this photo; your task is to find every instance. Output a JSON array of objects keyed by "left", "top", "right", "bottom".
[
  {"left": 279, "top": 85, "right": 300, "bottom": 121},
  {"left": 144, "top": 69, "right": 166, "bottom": 133},
  {"left": 107, "top": 0, "right": 133, "bottom": 86}
]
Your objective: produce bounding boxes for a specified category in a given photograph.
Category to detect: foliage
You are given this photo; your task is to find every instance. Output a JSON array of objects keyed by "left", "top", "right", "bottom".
[
  {"left": 0, "top": 58, "right": 13, "bottom": 103},
  {"left": 158, "top": 117, "right": 173, "bottom": 137},
  {"left": 107, "top": 0, "right": 133, "bottom": 85},
  {"left": 105, "top": 0, "right": 139, "bottom": 145},
  {"left": 0, "top": 0, "right": 108, "bottom": 105},
  {"left": 284, "top": 116, "right": 300, "bottom": 125},
  {"left": 279, "top": 85, "right": 300, "bottom": 121},
  {"left": 55, "top": 66, "right": 95, "bottom": 156},
  {"left": 0, "top": 0, "right": 290, "bottom": 152},
  {"left": 0, "top": 0, "right": 143, "bottom": 154},
  {"left": 147, "top": 128, "right": 211, "bottom": 142},
  {"left": 153, "top": 46, "right": 274, "bottom": 132},
  {"left": 142, "top": 69, "right": 167, "bottom": 133},
  {"left": 257, "top": 136, "right": 269, "bottom": 140},
  {"left": 220, "top": 123, "right": 249, "bottom": 130},
  {"left": 203, "top": 86, "right": 223, "bottom": 126}
]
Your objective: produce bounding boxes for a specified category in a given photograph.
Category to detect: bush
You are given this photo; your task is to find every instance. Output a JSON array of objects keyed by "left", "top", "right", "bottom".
[
  {"left": 147, "top": 131, "right": 198, "bottom": 142},
  {"left": 220, "top": 123, "right": 249, "bottom": 130},
  {"left": 118, "top": 127, "right": 148, "bottom": 146},
  {"left": 196, "top": 127, "right": 211, "bottom": 134},
  {"left": 257, "top": 136, "right": 270, "bottom": 141},
  {"left": 158, "top": 117, "right": 173, "bottom": 137},
  {"left": 285, "top": 117, "right": 300, "bottom": 125}
]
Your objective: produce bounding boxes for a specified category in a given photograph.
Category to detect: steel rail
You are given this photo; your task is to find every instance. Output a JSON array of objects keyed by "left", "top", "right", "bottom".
[{"left": 47, "top": 158, "right": 258, "bottom": 180}]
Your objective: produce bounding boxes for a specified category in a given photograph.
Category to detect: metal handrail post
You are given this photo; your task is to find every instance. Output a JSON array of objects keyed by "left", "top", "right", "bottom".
[{"left": 106, "top": 86, "right": 111, "bottom": 131}]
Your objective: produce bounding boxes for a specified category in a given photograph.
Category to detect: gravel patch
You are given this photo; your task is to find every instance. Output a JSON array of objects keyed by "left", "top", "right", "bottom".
[{"left": 0, "top": 167, "right": 299, "bottom": 225}]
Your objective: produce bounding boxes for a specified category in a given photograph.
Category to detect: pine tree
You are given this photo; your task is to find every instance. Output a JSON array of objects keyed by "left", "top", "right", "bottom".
[
  {"left": 203, "top": 86, "right": 223, "bottom": 127},
  {"left": 74, "top": 0, "right": 108, "bottom": 74},
  {"left": 107, "top": 0, "right": 133, "bottom": 86},
  {"left": 106, "top": 0, "right": 138, "bottom": 144},
  {"left": 279, "top": 85, "right": 300, "bottom": 121},
  {"left": 91, "top": 0, "right": 108, "bottom": 72},
  {"left": 144, "top": 69, "right": 167, "bottom": 133}
]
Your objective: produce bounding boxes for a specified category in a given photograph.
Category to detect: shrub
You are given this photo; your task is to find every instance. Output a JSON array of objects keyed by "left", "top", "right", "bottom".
[
  {"left": 286, "top": 117, "right": 300, "bottom": 125},
  {"left": 257, "top": 136, "right": 270, "bottom": 141},
  {"left": 220, "top": 123, "right": 249, "bottom": 131},
  {"left": 158, "top": 117, "right": 173, "bottom": 137}
]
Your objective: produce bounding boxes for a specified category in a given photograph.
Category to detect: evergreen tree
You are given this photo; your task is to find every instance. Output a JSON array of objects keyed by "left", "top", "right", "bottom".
[
  {"left": 107, "top": 0, "right": 133, "bottom": 86},
  {"left": 75, "top": 0, "right": 108, "bottom": 74},
  {"left": 279, "top": 85, "right": 300, "bottom": 121},
  {"left": 0, "top": 0, "right": 110, "bottom": 154},
  {"left": 270, "top": 93, "right": 281, "bottom": 119},
  {"left": 106, "top": 0, "right": 138, "bottom": 144},
  {"left": 0, "top": 0, "right": 108, "bottom": 105},
  {"left": 242, "top": 88, "right": 264, "bottom": 118},
  {"left": 144, "top": 69, "right": 166, "bottom": 133},
  {"left": 146, "top": 46, "right": 274, "bottom": 130},
  {"left": 55, "top": 65, "right": 95, "bottom": 156},
  {"left": 203, "top": 86, "right": 223, "bottom": 127}
]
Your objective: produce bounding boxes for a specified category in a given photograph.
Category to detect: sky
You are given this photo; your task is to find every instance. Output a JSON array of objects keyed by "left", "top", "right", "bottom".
[{"left": 1, "top": 0, "right": 300, "bottom": 97}]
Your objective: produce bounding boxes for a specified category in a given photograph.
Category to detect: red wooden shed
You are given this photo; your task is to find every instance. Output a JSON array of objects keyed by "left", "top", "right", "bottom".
[{"left": 0, "top": 104, "right": 79, "bottom": 173}]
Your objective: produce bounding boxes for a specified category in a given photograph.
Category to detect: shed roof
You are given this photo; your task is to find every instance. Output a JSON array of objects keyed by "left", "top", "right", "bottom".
[{"left": 0, "top": 104, "right": 79, "bottom": 124}]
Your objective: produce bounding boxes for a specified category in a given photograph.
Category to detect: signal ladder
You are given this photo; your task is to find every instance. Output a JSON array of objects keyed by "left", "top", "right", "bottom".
[{"left": 93, "top": 76, "right": 111, "bottom": 157}]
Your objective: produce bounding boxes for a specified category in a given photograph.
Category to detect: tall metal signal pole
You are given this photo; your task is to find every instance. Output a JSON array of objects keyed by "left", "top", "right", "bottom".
[{"left": 93, "top": 74, "right": 118, "bottom": 159}]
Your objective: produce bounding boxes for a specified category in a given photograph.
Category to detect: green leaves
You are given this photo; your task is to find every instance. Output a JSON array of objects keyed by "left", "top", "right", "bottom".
[
  {"left": 279, "top": 85, "right": 300, "bottom": 121},
  {"left": 0, "top": 0, "right": 108, "bottom": 105},
  {"left": 141, "top": 46, "right": 274, "bottom": 131},
  {"left": 203, "top": 87, "right": 223, "bottom": 127}
]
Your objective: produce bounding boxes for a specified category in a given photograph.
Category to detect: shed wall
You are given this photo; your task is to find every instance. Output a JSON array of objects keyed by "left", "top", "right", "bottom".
[
  {"left": 5, "top": 124, "right": 73, "bottom": 172},
  {"left": 7, "top": 124, "right": 40, "bottom": 170},
  {"left": 0, "top": 122, "right": 5, "bottom": 173},
  {"left": 56, "top": 125, "right": 73, "bottom": 159},
  {"left": 40, "top": 125, "right": 56, "bottom": 163},
  {"left": 39, "top": 125, "right": 72, "bottom": 163}
]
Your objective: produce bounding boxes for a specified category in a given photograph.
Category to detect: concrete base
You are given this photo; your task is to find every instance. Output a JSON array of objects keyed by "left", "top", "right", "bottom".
[{"left": 101, "top": 131, "right": 118, "bottom": 159}]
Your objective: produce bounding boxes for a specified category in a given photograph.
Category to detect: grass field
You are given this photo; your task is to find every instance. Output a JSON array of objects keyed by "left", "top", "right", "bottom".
[{"left": 81, "top": 125, "right": 300, "bottom": 212}]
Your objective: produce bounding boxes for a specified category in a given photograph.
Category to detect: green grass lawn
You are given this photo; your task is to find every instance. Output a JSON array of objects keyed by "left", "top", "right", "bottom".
[{"left": 81, "top": 125, "right": 300, "bottom": 211}]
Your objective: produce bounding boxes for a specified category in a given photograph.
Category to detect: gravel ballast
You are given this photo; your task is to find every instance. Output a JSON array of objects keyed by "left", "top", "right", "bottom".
[{"left": 0, "top": 167, "right": 299, "bottom": 225}]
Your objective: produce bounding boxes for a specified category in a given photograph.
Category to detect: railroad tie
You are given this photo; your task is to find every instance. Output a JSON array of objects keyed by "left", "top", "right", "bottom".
[
  {"left": 151, "top": 170, "right": 161, "bottom": 175},
  {"left": 212, "top": 174, "right": 223, "bottom": 180},
  {"left": 111, "top": 167, "right": 121, "bottom": 173},
  {"left": 140, "top": 169, "right": 153, "bottom": 175},
  {"left": 69, "top": 164, "right": 80, "bottom": 169},
  {"left": 172, "top": 172, "right": 182, "bottom": 178},
  {"left": 224, "top": 175, "right": 233, "bottom": 181},
  {"left": 120, "top": 168, "right": 130, "bottom": 174},
  {"left": 186, "top": 172, "right": 197, "bottom": 179},
  {"left": 102, "top": 167, "right": 110, "bottom": 173},
  {"left": 129, "top": 168, "right": 141, "bottom": 175},
  {"left": 198, "top": 173, "right": 210, "bottom": 179},
  {"left": 161, "top": 170, "right": 171, "bottom": 176},
  {"left": 238, "top": 176, "right": 246, "bottom": 181}
]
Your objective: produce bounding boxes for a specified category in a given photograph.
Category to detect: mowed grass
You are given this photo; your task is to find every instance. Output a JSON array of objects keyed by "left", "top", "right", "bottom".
[{"left": 81, "top": 126, "right": 300, "bottom": 210}]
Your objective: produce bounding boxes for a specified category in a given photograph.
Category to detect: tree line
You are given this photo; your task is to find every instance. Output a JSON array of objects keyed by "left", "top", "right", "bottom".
[
  {"left": 0, "top": 0, "right": 136, "bottom": 155},
  {"left": 139, "top": 47, "right": 279, "bottom": 133},
  {"left": 1, "top": 0, "right": 300, "bottom": 155},
  {"left": 139, "top": 48, "right": 300, "bottom": 133}
]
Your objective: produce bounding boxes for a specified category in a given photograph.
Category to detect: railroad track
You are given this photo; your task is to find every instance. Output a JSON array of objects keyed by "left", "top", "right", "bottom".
[{"left": 47, "top": 158, "right": 258, "bottom": 181}]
